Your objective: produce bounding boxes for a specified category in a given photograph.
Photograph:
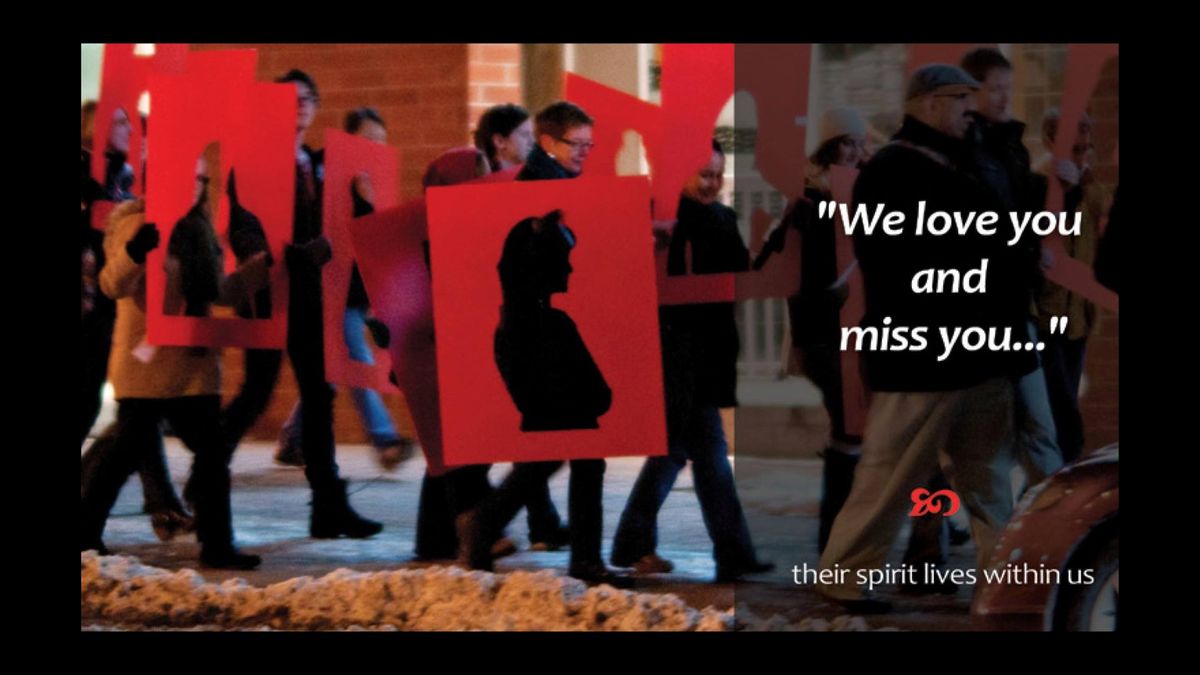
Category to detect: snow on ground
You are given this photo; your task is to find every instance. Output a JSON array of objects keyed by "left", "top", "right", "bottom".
[
  {"left": 81, "top": 552, "right": 883, "bottom": 631},
  {"left": 81, "top": 551, "right": 733, "bottom": 631}
]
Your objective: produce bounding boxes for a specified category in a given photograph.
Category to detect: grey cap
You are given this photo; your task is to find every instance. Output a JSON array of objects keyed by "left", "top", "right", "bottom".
[{"left": 906, "top": 64, "right": 981, "bottom": 100}]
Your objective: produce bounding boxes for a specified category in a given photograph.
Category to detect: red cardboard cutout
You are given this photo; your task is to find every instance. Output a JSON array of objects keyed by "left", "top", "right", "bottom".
[
  {"left": 144, "top": 50, "right": 295, "bottom": 349},
  {"left": 346, "top": 168, "right": 522, "bottom": 473},
  {"left": 426, "top": 176, "right": 666, "bottom": 466},
  {"left": 829, "top": 165, "right": 869, "bottom": 437},
  {"left": 90, "top": 43, "right": 188, "bottom": 229},
  {"left": 570, "top": 44, "right": 800, "bottom": 305},
  {"left": 322, "top": 129, "right": 402, "bottom": 392},
  {"left": 656, "top": 44, "right": 734, "bottom": 221},
  {"left": 905, "top": 44, "right": 985, "bottom": 76},
  {"left": 346, "top": 201, "right": 449, "bottom": 474},
  {"left": 737, "top": 44, "right": 812, "bottom": 203},
  {"left": 1041, "top": 44, "right": 1119, "bottom": 313}
]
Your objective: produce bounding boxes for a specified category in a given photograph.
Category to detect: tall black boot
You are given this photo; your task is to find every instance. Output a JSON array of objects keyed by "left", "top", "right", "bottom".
[{"left": 310, "top": 479, "right": 383, "bottom": 539}]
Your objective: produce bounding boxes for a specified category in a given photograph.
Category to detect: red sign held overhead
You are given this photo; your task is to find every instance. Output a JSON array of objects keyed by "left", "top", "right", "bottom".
[
  {"left": 92, "top": 43, "right": 189, "bottom": 191},
  {"left": 144, "top": 49, "right": 295, "bottom": 350},
  {"left": 738, "top": 44, "right": 812, "bottom": 204},
  {"left": 561, "top": 75, "right": 662, "bottom": 182},
  {"left": 89, "top": 43, "right": 188, "bottom": 229},
  {"left": 322, "top": 129, "right": 402, "bottom": 392},
  {"left": 904, "top": 44, "right": 986, "bottom": 77},
  {"left": 567, "top": 44, "right": 808, "bottom": 305},
  {"left": 1041, "top": 43, "right": 1119, "bottom": 314}
]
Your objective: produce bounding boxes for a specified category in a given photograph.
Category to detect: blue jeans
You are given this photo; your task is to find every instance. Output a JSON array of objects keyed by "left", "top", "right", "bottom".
[
  {"left": 611, "top": 405, "right": 757, "bottom": 568},
  {"left": 1015, "top": 320, "right": 1064, "bottom": 486},
  {"left": 281, "top": 307, "right": 402, "bottom": 449}
]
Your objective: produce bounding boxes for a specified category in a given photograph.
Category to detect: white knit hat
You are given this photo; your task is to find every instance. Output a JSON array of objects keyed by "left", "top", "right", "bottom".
[{"left": 809, "top": 107, "right": 868, "bottom": 157}]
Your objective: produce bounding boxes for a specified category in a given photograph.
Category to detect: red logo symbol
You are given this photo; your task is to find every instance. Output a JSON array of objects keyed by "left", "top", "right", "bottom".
[{"left": 909, "top": 488, "right": 961, "bottom": 517}]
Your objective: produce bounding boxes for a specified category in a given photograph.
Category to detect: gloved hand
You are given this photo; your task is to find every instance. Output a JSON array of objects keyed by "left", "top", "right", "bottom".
[
  {"left": 651, "top": 219, "right": 676, "bottom": 251},
  {"left": 365, "top": 317, "right": 390, "bottom": 349},
  {"left": 753, "top": 223, "right": 788, "bottom": 271},
  {"left": 753, "top": 198, "right": 811, "bottom": 270},
  {"left": 237, "top": 251, "right": 273, "bottom": 295},
  {"left": 1054, "top": 159, "right": 1081, "bottom": 188},
  {"left": 285, "top": 235, "right": 333, "bottom": 268},
  {"left": 126, "top": 222, "right": 160, "bottom": 264}
]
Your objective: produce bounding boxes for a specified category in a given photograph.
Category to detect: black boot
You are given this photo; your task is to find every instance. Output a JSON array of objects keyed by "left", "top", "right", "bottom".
[
  {"left": 200, "top": 545, "right": 262, "bottom": 570},
  {"left": 569, "top": 561, "right": 635, "bottom": 589},
  {"left": 454, "top": 509, "right": 494, "bottom": 571},
  {"left": 310, "top": 479, "right": 384, "bottom": 539}
]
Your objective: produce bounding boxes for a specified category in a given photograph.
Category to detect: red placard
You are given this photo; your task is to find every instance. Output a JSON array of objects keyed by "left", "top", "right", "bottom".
[
  {"left": 322, "top": 129, "right": 402, "bottom": 392},
  {"left": 90, "top": 43, "right": 188, "bottom": 229},
  {"left": 567, "top": 44, "right": 803, "bottom": 305},
  {"left": 905, "top": 44, "right": 986, "bottom": 76},
  {"left": 1041, "top": 44, "right": 1119, "bottom": 314},
  {"left": 143, "top": 50, "right": 294, "bottom": 349},
  {"left": 829, "top": 165, "right": 869, "bottom": 437},
  {"left": 346, "top": 201, "right": 449, "bottom": 474},
  {"left": 426, "top": 176, "right": 666, "bottom": 466},
  {"left": 656, "top": 44, "right": 735, "bottom": 222},
  {"left": 738, "top": 44, "right": 811, "bottom": 203},
  {"left": 563, "top": 75, "right": 662, "bottom": 182}
]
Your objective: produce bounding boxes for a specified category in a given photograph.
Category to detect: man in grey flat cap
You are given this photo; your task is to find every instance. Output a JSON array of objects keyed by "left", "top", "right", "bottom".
[{"left": 814, "top": 64, "right": 1036, "bottom": 613}]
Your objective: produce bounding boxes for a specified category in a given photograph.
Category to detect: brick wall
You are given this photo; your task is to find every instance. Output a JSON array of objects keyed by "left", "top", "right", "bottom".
[{"left": 467, "top": 44, "right": 523, "bottom": 131}]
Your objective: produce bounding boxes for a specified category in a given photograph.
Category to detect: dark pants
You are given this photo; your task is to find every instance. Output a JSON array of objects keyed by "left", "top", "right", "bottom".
[
  {"left": 611, "top": 405, "right": 757, "bottom": 569},
  {"left": 220, "top": 348, "right": 284, "bottom": 451},
  {"left": 79, "top": 313, "right": 114, "bottom": 447},
  {"left": 80, "top": 396, "right": 234, "bottom": 551},
  {"left": 183, "top": 348, "right": 284, "bottom": 503},
  {"left": 82, "top": 422, "right": 185, "bottom": 515},
  {"left": 477, "top": 459, "right": 605, "bottom": 568},
  {"left": 801, "top": 342, "right": 862, "bottom": 447},
  {"left": 415, "top": 465, "right": 563, "bottom": 558},
  {"left": 524, "top": 477, "right": 564, "bottom": 543},
  {"left": 1040, "top": 333, "right": 1087, "bottom": 463},
  {"left": 415, "top": 465, "right": 492, "bottom": 559},
  {"left": 288, "top": 302, "right": 341, "bottom": 493}
]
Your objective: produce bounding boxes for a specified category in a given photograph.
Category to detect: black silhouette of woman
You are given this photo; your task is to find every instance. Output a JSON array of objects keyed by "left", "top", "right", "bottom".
[{"left": 494, "top": 209, "right": 610, "bottom": 431}]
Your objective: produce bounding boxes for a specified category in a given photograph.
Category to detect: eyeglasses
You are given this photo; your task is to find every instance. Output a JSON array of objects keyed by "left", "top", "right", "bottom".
[
  {"left": 299, "top": 94, "right": 320, "bottom": 106},
  {"left": 557, "top": 137, "right": 595, "bottom": 151},
  {"left": 933, "top": 92, "right": 972, "bottom": 101}
]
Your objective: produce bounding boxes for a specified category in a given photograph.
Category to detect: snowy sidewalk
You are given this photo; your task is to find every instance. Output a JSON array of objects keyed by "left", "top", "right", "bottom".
[{"left": 84, "top": 441, "right": 976, "bottom": 630}]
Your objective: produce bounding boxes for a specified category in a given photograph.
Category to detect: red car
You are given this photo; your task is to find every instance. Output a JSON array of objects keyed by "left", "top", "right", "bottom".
[{"left": 972, "top": 443, "right": 1119, "bottom": 631}]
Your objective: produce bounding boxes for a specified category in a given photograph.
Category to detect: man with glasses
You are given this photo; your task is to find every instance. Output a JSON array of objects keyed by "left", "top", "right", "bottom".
[
  {"left": 215, "top": 69, "right": 384, "bottom": 540},
  {"left": 517, "top": 101, "right": 594, "bottom": 181},
  {"left": 814, "top": 65, "right": 1036, "bottom": 612}
]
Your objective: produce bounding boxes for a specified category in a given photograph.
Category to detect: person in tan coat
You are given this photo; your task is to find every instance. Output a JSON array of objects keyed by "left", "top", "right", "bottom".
[{"left": 79, "top": 153, "right": 269, "bottom": 569}]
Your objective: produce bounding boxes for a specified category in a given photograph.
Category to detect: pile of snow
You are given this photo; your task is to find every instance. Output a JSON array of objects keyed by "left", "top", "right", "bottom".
[
  {"left": 81, "top": 552, "right": 733, "bottom": 631},
  {"left": 733, "top": 603, "right": 886, "bottom": 632}
]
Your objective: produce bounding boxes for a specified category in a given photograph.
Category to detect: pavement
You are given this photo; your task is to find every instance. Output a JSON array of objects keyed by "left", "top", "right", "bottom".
[{"left": 85, "top": 438, "right": 983, "bottom": 631}]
